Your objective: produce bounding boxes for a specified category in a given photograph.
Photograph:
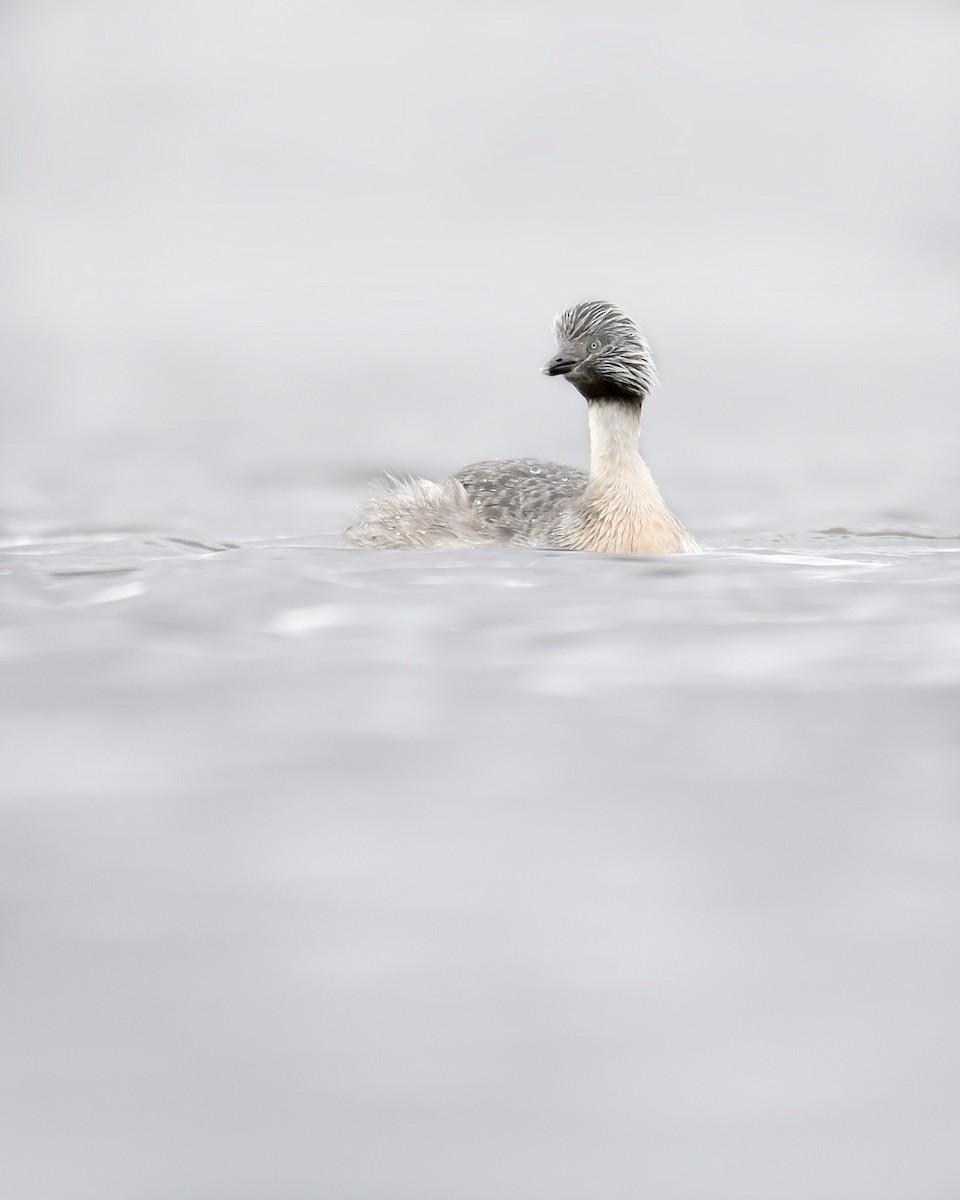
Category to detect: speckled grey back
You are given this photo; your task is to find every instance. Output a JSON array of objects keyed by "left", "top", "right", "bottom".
[{"left": 451, "top": 459, "right": 589, "bottom": 546}]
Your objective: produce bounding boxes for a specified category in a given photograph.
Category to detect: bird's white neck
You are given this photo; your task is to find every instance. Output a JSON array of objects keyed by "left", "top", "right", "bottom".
[
  {"left": 586, "top": 400, "right": 644, "bottom": 481},
  {"left": 566, "top": 398, "right": 697, "bottom": 554}
]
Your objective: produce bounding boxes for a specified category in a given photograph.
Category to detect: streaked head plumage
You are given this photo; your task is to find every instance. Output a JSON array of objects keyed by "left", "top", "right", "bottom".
[{"left": 542, "top": 300, "right": 658, "bottom": 403}]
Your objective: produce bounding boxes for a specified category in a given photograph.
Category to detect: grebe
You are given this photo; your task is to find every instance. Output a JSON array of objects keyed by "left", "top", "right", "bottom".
[{"left": 344, "top": 301, "right": 699, "bottom": 554}]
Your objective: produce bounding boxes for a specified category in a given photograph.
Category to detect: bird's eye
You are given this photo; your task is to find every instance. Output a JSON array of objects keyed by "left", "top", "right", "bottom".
[{"left": 588, "top": 338, "right": 602, "bottom": 352}]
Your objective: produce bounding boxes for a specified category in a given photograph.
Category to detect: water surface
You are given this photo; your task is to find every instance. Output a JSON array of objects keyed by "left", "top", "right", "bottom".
[{"left": 2, "top": 491, "right": 958, "bottom": 1200}]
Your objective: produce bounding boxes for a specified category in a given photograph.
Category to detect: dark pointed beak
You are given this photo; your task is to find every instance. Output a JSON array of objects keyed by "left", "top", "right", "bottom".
[{"left": 541, "top": 354, "right": 578, "bottom": 377}]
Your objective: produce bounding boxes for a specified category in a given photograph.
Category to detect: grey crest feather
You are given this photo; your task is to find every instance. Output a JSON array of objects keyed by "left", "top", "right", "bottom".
[{"left": 553, "top": 300, "right": 659, "bottom": 399}]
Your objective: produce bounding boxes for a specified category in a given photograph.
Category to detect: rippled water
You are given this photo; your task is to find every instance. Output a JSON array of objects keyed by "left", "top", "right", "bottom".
[{"left": 3, "top": 490, "right": 959, "bottom": 1200}]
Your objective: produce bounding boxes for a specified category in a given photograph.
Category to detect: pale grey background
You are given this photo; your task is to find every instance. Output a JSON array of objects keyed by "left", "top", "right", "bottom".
[
  {"left": 2, "top": 0, "right": 958, "bottom": 519},
  {"left": 1, "top": 2, "right": 959, "bottom": 1198}
]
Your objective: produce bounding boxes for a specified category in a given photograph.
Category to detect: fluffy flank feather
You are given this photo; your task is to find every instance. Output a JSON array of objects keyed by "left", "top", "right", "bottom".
[{"left": 343, "top": 476, "right": 493, "bottom": 548}]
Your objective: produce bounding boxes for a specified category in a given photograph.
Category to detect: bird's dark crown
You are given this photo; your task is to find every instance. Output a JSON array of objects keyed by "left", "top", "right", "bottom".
[{"left": 543, "top": 300, "right": 658, "bottom": 404}]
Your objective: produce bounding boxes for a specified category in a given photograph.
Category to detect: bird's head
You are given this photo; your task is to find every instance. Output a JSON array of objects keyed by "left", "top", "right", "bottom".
[{"left": 541, "top": 300, "right": 658, "bottom": 404}]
